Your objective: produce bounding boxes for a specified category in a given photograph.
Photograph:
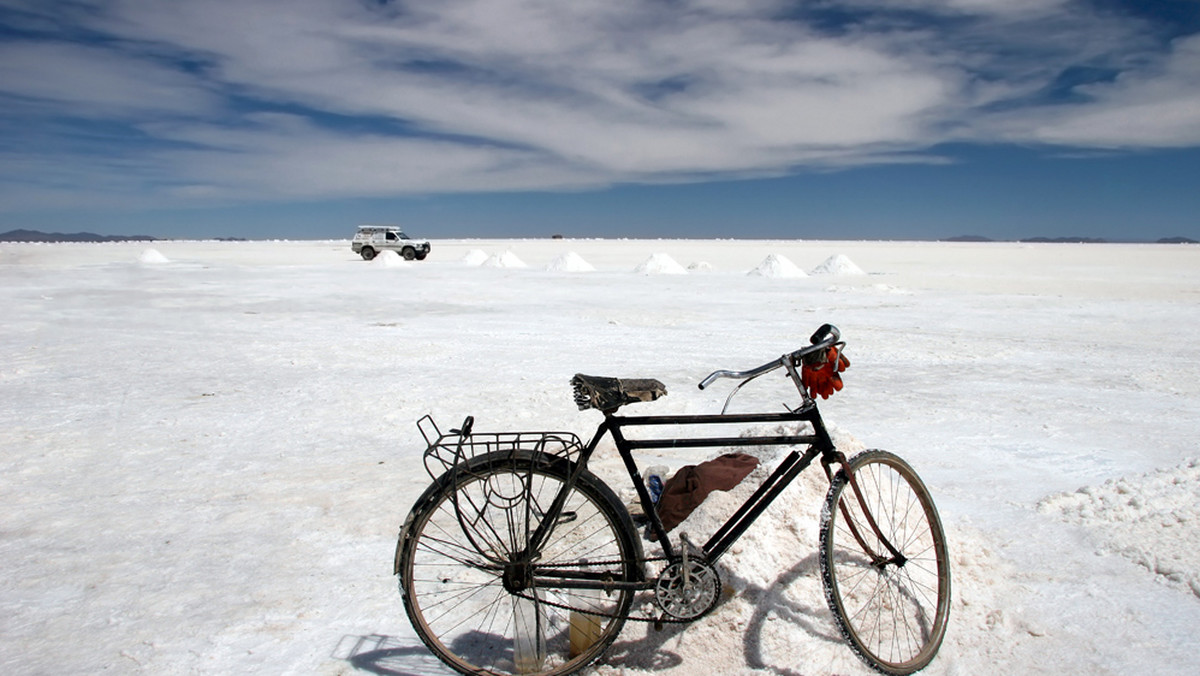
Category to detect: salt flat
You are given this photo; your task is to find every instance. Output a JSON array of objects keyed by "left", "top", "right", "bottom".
[{"left": 2, "top": 238, "right": 1198, "bottom": 675}]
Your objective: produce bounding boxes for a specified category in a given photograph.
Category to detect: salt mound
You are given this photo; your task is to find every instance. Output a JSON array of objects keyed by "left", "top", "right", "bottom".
[
  {"left": 606, "top": 424, "right": 1020, "bottom": 675},
  {"left": 748, "top": 254, "right": 806, "bottom": 278},
  {"left": 810, "top": 254, "right": 866, "bottom": 275},
  {"left": 688, "top": 261, "right": 713, "bottom": 272},
  {"left": 370, "top": 250, "right": 410, "bottom": 268},
  {"left": 546, "top": 251, "right": 595, "bottom": 272},
  {"left": 634, "top": 253, "right": 687, "bottom": 275},
  {"left": 481, "top": 250, "right": 527, "bottom": 269},
  {"left": 670, "top": 425, "right": 865, "bottom": 588},
  {"left": 461, "top": 249, "right": 489, "bottom": 266},
  {"left": 138, "top": 248, "right": 170, "bottom": 264},
  {"left": 1040, "top": 458, "right": 1200, "bottom": 597}
]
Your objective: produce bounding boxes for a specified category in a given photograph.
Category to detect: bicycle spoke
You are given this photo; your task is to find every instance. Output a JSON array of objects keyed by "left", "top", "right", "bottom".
[
  {"left": 398, "top": 452, "right": 636, "bottom": 676},
  {"left": 452, "top": 490, "right": 511, "bottom": 559},
  {"left": 423, "top": 578, "right": 507, "bottom": 630},
  {"left": 821, "top": 451, "right": 950, "bottom": 674},
  {"left": 414, "top": 535, "right": 493, "bottom": 570}
]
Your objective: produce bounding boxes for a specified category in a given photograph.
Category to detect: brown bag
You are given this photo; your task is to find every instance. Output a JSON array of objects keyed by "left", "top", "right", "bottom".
[{"left": 656, "top": 453, "right": 760, "bottom": 534}]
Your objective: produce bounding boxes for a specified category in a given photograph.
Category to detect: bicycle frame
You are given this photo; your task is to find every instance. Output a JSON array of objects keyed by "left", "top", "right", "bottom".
[
  {"left": 524, "top": 401, "right": 841, "bottom": 595},
  {"left": 486, "top": 324, "right": 901, "bottom": 604},
  {"left": 398, "top": 323, "right": 951, "bottom": 675}
]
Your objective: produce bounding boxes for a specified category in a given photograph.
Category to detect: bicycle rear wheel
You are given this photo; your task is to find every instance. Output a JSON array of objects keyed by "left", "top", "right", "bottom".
[
  {"left": 819, "top": 450, "right": 951, "bottom": 675},
  {"left": 395, "top": 450, "right": 640, "bottom": 676}
]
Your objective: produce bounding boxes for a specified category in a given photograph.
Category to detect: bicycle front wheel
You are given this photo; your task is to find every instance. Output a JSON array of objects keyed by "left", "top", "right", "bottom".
[
  {"left": 396, "top": 450, "right": 640, "bottom": 676},
  {"left": 819, "top": 450, "right": 951, "bottom": 675}
]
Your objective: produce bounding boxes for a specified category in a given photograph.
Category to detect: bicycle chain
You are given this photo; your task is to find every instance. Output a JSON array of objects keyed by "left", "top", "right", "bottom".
[
  {"left": 513, "top": 588, "right": 694, "bottom": 625},
  {"left": 510, "top": 556, "right": 700, "bottom": 626}
]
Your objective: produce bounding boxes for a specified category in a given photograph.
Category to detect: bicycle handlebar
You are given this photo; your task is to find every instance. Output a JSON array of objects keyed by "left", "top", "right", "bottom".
[{"left": 698, "top": 324, "right": 841, "bottom": 390}]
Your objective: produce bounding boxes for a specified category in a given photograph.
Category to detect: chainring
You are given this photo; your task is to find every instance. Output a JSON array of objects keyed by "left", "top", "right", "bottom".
[{"left": 654, "top": 558, "right": 721, "bottom": 620}]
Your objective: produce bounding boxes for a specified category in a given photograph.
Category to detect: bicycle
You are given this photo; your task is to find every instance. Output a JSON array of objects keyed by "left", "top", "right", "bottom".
[{"left": 393, "top": 324, "right": 951, "bottom": 676}]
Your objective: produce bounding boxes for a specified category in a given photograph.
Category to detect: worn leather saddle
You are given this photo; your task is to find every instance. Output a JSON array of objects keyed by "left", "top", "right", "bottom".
[{"left": 571, "top": 374, "right": 667, "bottom": 413}]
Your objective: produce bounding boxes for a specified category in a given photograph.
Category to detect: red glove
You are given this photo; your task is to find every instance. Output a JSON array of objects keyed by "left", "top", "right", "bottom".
[{"left": 801, "top": 347, "right": 849, "bottom": 399}]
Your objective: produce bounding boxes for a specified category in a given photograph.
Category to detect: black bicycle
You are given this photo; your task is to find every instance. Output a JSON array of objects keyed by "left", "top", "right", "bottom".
[{"left": 393, "top": 325, "right": 950, "bottom": 675}]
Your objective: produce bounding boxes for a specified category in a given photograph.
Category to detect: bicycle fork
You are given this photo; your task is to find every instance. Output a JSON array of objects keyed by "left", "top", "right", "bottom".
[
  {"left": 785, "top": 357, "right": 906, "bottom": 568},
  {"left": 820, "top": 452, "right": 906, "bottom": 568}
]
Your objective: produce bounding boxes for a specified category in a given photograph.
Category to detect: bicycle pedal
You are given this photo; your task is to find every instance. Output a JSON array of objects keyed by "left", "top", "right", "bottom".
[{"left": 679, "top": 532, "right": 704, "bottom": 558}]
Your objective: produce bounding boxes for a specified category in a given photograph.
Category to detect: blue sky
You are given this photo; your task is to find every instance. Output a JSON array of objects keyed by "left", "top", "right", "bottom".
[{"left": 1, "top": 0, "right": 1199, "bottom": 241}]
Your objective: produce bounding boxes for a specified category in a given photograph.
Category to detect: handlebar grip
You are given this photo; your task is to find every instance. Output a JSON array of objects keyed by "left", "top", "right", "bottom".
[
  {"left": 698, "top": 324, "right": 843, "bottom": 390},
  {"left": 809, "top": 323, "right": 840, "bottom": 346},
  {"left": 698, "top": 371, "right": 731, "bottom": 390}
]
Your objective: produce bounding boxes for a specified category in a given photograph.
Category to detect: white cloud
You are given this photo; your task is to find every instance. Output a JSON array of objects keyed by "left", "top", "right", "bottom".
[
  {"left": 1022, "top": 34, "right": 1200, "bottom": 147},
  {"left": 839, "top": 0, "right": 1071, "bottom": 16},
  {"left": 141, "top": 114, "right": 608, "bottom": 199},
  {"left": 0, "top": 0, "right": 1197, "bottom": 207},
  {"left": 0, "top": 41, "right": 218, "bottom": 116}
]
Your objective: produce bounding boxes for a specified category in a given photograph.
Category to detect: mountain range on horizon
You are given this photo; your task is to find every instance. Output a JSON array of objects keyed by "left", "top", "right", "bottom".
[
  {"left": 0, "top": 229, "right": 1194, "bottom": 245},
  {"left": 0, "top": 228, "right": 158, "bottom": 243}
]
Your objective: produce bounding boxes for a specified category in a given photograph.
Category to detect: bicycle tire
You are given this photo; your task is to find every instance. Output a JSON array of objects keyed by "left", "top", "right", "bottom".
[
  {"left": 819, "top": 450, "right": 951, "bottom": 675},
  {"left": 395, "top": 450, "right": 640, "bottom": 676}
]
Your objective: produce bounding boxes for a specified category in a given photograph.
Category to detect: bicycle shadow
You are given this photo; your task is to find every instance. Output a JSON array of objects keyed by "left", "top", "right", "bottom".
[
  {"left": 333, "top": 633, "right": 450, "bottom": 676},
  {"left": 340, "top": 557, "right": 842, "bottom": 676},
  {"left": 595, "top": 554, "right": 844, "bottom": 675},
  {"left": 338, "top": 627, "right": 686, "bottom": 675},
  {"left": 597, "top": 617, "right": 688, "bottom": 672},
  {"left": 730, "top": 553, "right": 846, "bottom": 676}
]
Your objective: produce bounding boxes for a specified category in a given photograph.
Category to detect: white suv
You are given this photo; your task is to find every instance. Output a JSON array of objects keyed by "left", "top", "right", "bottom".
[{"left": 351, "top": 225, "right": 431, "bottom": 261}]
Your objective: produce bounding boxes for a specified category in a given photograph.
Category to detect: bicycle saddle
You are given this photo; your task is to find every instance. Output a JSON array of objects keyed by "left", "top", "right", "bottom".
[{"left": 571, "top": 374, "right": 667, "bottom": 412}]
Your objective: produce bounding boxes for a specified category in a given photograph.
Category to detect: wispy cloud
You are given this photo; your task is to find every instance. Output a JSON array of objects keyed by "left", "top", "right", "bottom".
[
  {"left": 0, "top": 0, "right": 1196, "bottom": 210},
  {"left": 1018, "top": 34, "right": 1200, "bottom": 147}
]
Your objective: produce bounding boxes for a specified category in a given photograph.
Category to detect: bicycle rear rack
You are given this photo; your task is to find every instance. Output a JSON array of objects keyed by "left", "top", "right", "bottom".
[{"left": 417, "top": 414, "right": 584, "bottom": 480}]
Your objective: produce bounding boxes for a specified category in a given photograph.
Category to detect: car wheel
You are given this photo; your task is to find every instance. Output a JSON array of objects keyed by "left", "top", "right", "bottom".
[
  {"left": 401, "top": 247, "right": 416, "bottom": 260},
  {"left": 361, "top": 247, "right": 376, "bottom": 261}
]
